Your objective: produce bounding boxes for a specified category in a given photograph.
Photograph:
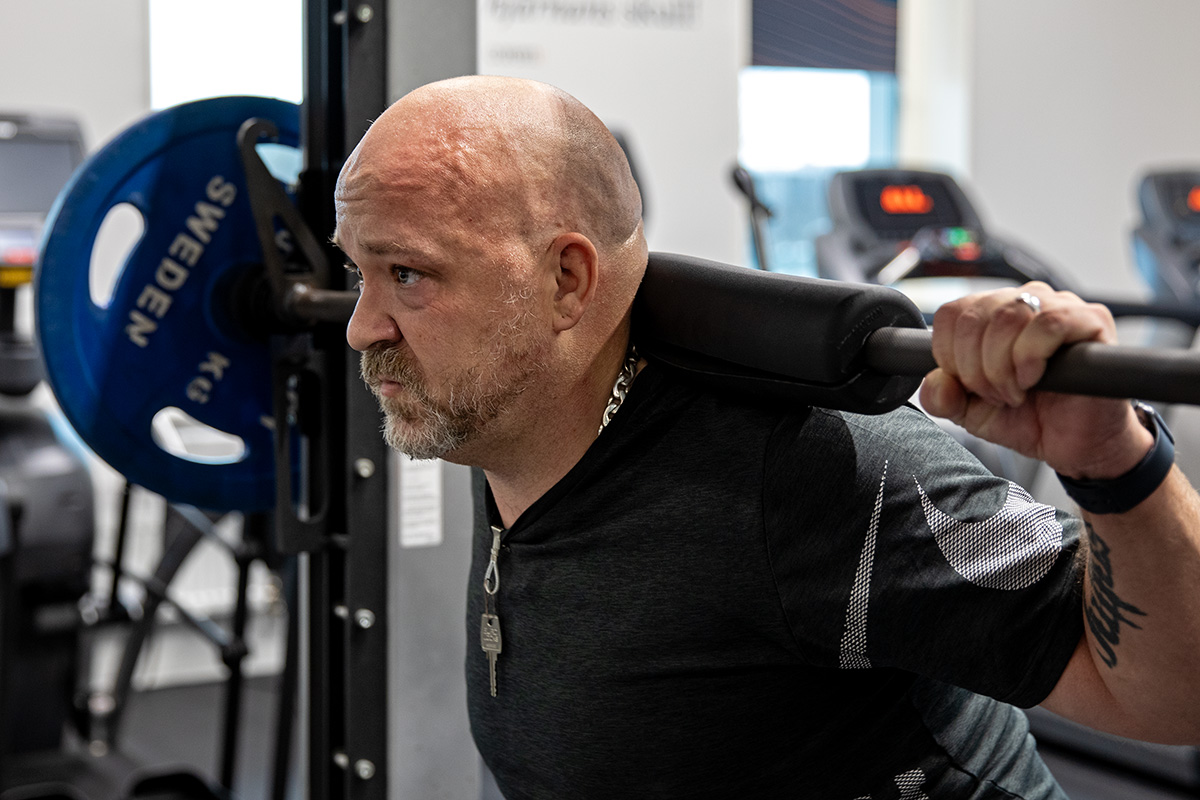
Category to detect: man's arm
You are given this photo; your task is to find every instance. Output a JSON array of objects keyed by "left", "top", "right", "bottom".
[
  {"left": 1042, "top": 466, "right": 1200, "bottom": 744},
  {"left": 919, "top": 283, "right": 1200, "bottom": 744}
]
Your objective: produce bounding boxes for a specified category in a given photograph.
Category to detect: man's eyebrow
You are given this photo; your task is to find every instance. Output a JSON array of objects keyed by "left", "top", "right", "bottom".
[
  {"left": 360, "top": 240, "right": 409, "bottom": 256},
  {"left": 333, "top": 235, "right": 427, "bottom": 260}
]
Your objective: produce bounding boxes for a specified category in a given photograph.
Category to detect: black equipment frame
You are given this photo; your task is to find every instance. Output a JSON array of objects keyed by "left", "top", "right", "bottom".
[{"left": 295, "top": 2, "right": 390, "bottom": 799}]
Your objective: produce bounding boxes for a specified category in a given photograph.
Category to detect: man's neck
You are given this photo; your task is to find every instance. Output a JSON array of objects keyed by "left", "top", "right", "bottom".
[{"left": 478, "top": 337, "right": 634, "bottom": 529}]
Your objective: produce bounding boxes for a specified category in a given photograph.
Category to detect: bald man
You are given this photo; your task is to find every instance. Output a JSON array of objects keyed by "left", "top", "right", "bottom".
[{"left": 335, "top": 76, "right": 1200, "bottom": 799}]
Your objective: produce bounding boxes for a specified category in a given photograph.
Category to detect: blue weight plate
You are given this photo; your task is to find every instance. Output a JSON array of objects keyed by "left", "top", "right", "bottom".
[{"left": 36, "top": 96, "right": 301, "bottom": 511}]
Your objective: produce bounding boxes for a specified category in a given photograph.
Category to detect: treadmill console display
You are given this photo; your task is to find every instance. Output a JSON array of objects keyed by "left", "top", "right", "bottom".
[
  {"left": 879, "top": 184, "right": 934, "bottom": 214},
  {"left": 1150, "top": 174, "right": 1200, "bottom": 223},
  {"left": 853, "top": 177, "right": 965, "bottom": 236},
  {"left": 0, "top": 133, "right": 82, "bottom": 216},
  {"left": 0, "top": 116, "right": 85, "bottom": 274}
]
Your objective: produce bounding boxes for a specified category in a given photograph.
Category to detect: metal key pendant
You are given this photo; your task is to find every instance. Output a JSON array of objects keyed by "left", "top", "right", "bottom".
[{"left": 481, "top": 613, "right": 503, "bottom": 697}]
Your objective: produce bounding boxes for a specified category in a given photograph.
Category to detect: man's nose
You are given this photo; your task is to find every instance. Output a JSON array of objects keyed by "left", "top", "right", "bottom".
[{"left": 346, "top": 288, "right": 401, "bottom": 352}]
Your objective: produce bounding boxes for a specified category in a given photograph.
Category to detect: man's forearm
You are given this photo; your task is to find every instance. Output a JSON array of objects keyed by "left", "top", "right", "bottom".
[{"left": 1078, "top": 465, "right": 1200, "bottom": 743}]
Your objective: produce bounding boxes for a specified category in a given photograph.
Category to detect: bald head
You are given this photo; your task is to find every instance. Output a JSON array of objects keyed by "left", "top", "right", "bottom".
[
  {"left": 337, "top": 76, "right": 644, "bottom": 262},
  {"left": 339, "top": 78, "right": 650, "bottom": 476}
]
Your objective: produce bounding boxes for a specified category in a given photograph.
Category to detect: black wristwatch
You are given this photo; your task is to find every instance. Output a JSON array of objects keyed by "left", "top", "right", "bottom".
[{"left": 1056, "top": 400, "right": 1175, "bottom": 515}]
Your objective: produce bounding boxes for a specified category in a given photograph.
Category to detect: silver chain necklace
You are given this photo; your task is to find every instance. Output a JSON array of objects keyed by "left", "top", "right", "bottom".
[{"left": 598, "top": 345, "right": 640, "bottom": 434}]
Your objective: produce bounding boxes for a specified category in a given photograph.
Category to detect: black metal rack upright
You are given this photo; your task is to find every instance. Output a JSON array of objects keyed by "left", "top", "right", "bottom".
[{"left": 297, "top": 2, "right": 390, "bottom": 798}]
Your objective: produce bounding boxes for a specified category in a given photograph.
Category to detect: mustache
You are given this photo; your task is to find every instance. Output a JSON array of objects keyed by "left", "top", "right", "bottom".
[{"left": 360, "top": 346, "right": 422, "bottom": 390}]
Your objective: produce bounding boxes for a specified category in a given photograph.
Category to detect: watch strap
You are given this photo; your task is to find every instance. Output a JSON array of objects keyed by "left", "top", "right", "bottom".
[{"left": 1056, "top": 400, "right": 1175, "bottom": 515}]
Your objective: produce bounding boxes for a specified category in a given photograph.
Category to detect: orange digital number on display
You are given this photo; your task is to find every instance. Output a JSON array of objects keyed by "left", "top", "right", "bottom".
[
  {"left": 880, "top": 184, "right": 934, "bottom": 214},
  {"left": 1187, "top": 186, "right": 1200, "bottom": 213}
]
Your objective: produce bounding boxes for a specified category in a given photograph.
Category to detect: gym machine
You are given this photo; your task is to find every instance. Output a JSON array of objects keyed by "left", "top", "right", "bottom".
[
  {"left": 816, "top": 168, "right": 1061, "bottom": 288},
  {"left": 1132, "top": 168, "right": 1200, "bottom": 350},
  {"left": 816, "top": 167, "right": 1200, "bottom": 328},
  {"left": 0, "top": 110, "right": 98, "bottom": 781},
  {"left": 0, "top": 113, "right": 280, "bottom": 800},
  {"left": 6, "top": 2, "right": 481, "bottom": 797}
]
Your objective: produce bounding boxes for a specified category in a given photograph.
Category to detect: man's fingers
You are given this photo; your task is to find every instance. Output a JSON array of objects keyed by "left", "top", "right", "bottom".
[
  {"left": 935, "top": 285, "right": 1044, "bottom": 406},
  {"left": 1012, "top": 299, "right": 1116, "bottom": 389},
  {"left": 930, "top": 283, "right": 1115, "bottom": 409},
  {"left": 918, "top": 368, "right": 968, "bottom": 423},
  {"left": 980, "top": 290, "right": 1044, "bottom": 405}
]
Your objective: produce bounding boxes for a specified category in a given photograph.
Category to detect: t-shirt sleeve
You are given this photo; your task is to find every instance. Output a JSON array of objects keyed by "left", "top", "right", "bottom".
[{"left": 762, "top": 404, "right": 1085, "bottom": 708}]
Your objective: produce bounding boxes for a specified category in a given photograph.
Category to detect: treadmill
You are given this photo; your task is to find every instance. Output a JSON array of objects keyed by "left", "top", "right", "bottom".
[
  {"left": 1131, "top": 169, "right": 1200, "bottom": 350},
  {"left": 0, "top": 111, "right": 101, "bottom": 792}
]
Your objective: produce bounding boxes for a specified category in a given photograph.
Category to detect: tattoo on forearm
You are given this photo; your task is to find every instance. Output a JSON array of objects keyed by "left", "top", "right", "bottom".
[{"left": 1084, "top": 524, "right": 1147, "bottom": 669}]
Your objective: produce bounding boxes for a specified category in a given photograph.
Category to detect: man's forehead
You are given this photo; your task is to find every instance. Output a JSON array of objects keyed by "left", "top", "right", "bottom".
[
  {"left": 331, "top": 221, "right": 434, "bottom": 261},
  {"left": 332, "top": 201, "right": 491, "bottom": 268}
]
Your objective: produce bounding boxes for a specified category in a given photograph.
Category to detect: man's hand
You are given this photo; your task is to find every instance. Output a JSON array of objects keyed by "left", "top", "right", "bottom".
[
  {"left": 922, "top": 281, "right": 1200, "bottom": 743},
  {"left": 918, "top": 282, "right": 1153, "bottom": 480}
]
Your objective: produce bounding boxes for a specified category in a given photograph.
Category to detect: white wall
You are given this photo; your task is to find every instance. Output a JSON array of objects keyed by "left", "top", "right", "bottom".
[
  {"left": 0, "top": 0, "right": 150, "bottom": 151},
  {"left": 908, "top": 0, "right": 1200, "bottom": 296},
  {"left": 478, "top": 0, "right": 751, "bottom": 266},
  {"left": 896, "top": 0, "right": 974, "bottom": 179}
]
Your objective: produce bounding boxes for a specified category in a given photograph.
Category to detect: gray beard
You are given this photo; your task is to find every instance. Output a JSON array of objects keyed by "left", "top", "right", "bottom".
[
  {"left": 360, "top": 347, "right": 493, "bottom": 460},
  {"left": 359, "top": 318, "right": 548, "bottom": 461},
  {"left": 378, "top": 377, "right": 495, "bottom": 461}
]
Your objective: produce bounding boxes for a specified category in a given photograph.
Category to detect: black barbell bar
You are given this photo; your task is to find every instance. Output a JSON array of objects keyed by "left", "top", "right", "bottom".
[{"left": 865, "top": 326, "right": 1200, "bottom": 406}]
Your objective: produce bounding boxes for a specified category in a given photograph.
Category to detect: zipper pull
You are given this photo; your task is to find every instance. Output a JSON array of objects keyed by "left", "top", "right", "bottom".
[{"left": 483, "top": 525, "right": 502, "bottom": 597}]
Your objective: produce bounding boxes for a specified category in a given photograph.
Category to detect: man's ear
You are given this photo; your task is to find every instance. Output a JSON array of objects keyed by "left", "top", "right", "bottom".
[{"left": 549, "top": 233, "right": 598, "bottom": 332}]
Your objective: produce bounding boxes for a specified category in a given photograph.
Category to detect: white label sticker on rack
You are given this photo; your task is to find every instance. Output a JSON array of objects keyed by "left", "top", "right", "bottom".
[{"left": 399, "top": 456, "right": 443, "bottom": 548}]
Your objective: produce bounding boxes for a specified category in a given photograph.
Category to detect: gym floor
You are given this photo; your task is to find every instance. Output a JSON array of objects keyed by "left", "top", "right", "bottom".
[
  {"left": 107, "top": 680, "right": 1200, "bottom": 800},
  {"left": 6, "top": 675, "right": 1195, "bottom": 799}
]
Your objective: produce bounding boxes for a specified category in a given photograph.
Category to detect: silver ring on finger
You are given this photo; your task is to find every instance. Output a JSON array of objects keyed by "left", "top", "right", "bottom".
[{"left": 1016, "top": 292, "right": 1041, "bottom": 314}]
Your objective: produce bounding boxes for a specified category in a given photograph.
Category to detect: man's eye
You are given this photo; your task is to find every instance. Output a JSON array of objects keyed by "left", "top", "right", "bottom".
[
  {"left": 393, "top": 266, "right": 422, "bottom": 286},
  {"left": 344, "top": 265, "right": 364, "bottom": 289}
]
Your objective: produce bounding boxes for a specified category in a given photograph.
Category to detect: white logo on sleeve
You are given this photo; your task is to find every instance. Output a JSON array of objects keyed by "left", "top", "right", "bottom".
[
  {"left": 915, "top": 479, "right": 1063, "bottom": 591},
  {"left": 850, "top": 767, "right": 929, "bottom": 800},
  {"left": 839, "top": 462, "right": 887, "bottom": 669}
]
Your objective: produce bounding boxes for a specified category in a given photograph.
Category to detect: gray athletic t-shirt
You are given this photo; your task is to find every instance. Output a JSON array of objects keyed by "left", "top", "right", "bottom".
[{"left": 467, "top": 363, "right": 1083, "bottom": 799}]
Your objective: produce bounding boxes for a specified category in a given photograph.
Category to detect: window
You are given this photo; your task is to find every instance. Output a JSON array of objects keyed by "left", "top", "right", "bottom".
[{"left": 737, "top": 67, "right": 898, "bottom": 275}]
